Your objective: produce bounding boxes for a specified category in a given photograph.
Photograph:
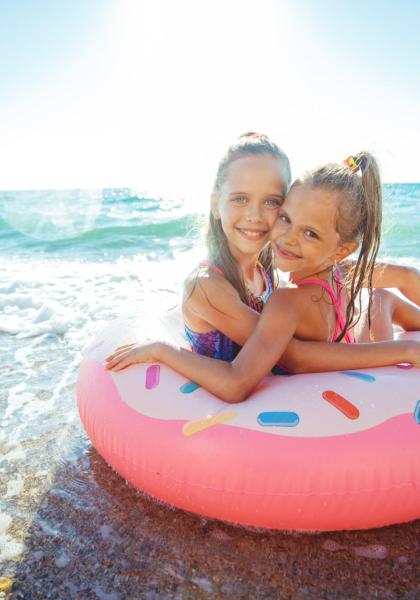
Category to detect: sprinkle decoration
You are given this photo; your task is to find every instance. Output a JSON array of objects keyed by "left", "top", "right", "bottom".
[
  {"left": 322, "top": 390, "right": 360, "bottom": 420},
  {"left": 414, "top": 400, "right": 420, "bottom": 425},
  {"left": 340, "top": 371, "right": 376, "bottom": 383},
  {"left": 145, "top": 365, "right": 160, "bottom": 389},
  {"left": 182, "top": 411, "right": 238, "bottom": 437},
  {"left": 180, "top": 381, "right": 201, "bottom": 394},
  {"left": 396, "top": 363, "right": 414, "bottom": 370},
  {"left": 257, "top": 412, "right": 300, "bottom": 427}
]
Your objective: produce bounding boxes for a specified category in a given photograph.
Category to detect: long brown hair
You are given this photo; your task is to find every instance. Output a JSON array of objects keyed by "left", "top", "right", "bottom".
[
  {"left": 207, "top": 132, "right": 291, "bottom": 303},
  {"left": 301, "top": 152, "right": 382, "bottom": 340}
]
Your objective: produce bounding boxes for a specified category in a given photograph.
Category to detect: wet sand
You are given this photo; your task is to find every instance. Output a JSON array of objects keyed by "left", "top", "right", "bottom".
[{"left": 1, "top": 419, "right": 419, "bottom": 600}]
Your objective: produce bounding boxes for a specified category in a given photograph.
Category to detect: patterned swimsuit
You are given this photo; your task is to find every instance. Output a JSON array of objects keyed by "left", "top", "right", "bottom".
[{"left": 184, "top": 262, "right": 273, "bottom": 362}]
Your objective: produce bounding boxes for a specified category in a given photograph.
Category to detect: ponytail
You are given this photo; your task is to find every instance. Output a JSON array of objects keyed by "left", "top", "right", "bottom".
[{"left": 343, "top": 152, "right": 382, "bottom": 339}]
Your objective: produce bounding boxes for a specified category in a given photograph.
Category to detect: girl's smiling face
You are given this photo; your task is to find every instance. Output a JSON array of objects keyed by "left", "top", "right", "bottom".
[
  {"left": 272, "top": 184, "right": 352, "bottom": 280},
  {"left": 212, "top": 155, "right": 288, "bottom": 260}
]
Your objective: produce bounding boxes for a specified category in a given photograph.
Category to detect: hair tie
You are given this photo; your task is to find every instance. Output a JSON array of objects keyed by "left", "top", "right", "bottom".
[{"left": 343, "top": 155, "right": 367, "bottom": 174}]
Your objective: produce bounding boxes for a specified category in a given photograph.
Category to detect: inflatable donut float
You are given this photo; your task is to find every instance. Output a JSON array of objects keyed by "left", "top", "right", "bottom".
[{"left": 77, "top": 309, "right": 420, "bottom": 531}]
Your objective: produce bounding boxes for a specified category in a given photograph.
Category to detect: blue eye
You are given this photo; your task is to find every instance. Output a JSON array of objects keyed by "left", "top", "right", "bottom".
[
  {"left": 265, "top": 198, "right": 281, "bottom": 207},
  {"left": 304, "top": 229, "right": 318, "bottom": 239},
  {"left": 232, "top": 196, "right": 247, "bottom": 204},
  {"left": 278, "top": 214, "right": 290, "bottom": 223}
]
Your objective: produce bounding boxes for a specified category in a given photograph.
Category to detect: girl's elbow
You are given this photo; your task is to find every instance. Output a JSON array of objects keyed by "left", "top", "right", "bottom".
[{"left": 220, "top": 384, "right": 247, "bottom": 404}]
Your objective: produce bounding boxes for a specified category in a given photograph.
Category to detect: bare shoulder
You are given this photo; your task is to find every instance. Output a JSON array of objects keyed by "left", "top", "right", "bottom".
[
  {"left": 263, "top": 286, "right": 304, "bottom": 316},
  {"left": 183, "top": 265, "right": 240, "bottom": 314}
]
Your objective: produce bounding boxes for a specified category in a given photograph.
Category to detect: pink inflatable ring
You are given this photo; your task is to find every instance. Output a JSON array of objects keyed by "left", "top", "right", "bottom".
[{"left": 77, "top": 311, "right": 420, "bottom": 531}]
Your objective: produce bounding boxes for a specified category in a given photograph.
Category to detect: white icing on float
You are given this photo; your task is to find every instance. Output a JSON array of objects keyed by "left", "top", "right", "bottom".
[{"left": 77, "top": 310, "right": 420, "bottom": 531}]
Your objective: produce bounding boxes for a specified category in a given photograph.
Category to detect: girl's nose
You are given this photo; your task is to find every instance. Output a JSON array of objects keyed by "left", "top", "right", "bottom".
[
  {"left": 275, "top": 223, "right": 297, "bottom": 246},
  {"left": 245, "top": 203, "right": 263, "bottom": 222},
  {"left": 284, "top": 228, "right": 298, "bottom": 246}
]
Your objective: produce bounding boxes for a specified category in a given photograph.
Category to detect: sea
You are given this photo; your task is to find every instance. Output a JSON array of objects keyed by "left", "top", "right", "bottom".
[{"left": 0, "top": 184, "right": 419, "bottom": 598}]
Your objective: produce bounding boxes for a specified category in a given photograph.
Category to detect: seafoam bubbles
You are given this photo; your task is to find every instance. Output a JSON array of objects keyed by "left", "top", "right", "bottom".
[{"left": 0, "top": 189, "right": 102, "bottom": 241}]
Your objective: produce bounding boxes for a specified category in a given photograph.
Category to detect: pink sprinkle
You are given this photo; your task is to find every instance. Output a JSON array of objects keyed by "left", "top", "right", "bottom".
[
  {"left": 396, "top": 363, "right": 413, "bottom": 370},
  {"left": 145, "top": 365, "right": 160, "bottom": 389},
  {"left": 354, "top": 544, "right": 388, "bottom": 560}
]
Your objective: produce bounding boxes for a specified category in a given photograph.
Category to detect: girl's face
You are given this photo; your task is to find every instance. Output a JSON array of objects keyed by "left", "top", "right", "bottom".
[
  {"left": 271, "top": 184, "right": 349, "bottom": 280},
  {"left": 212, "top": 156, "right": 287, "bottom": 260}
]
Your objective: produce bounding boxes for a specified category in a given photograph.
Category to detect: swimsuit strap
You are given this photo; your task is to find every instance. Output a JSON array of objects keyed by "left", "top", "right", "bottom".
[
  {"left": 200, "top": 259, "right": 272, "bottom": 300},
  {"left": 295, "top": 269, "right": 354, "bottom": 343},
  {"left": 199, "top": 259, "right": 225, "bottom": 277},
  {"left": 255, "top": 262, "right": 272, "bottom": 302}
]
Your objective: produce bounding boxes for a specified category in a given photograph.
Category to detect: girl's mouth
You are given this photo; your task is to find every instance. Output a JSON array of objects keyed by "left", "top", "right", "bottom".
[
  {"left": 236, "top": 228, "right": 267, "bottom": 241},
  {"left": 275, "top": 245, "right": 301, "bottom": 260}
]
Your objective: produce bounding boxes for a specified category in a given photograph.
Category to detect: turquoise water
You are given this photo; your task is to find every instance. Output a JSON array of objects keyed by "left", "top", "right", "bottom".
[
  {"left": 0, "top": 184, "right": 419, "bottom": 261},
  {"left": 0, "top": 188, "right": 203, "bottom": 260}
]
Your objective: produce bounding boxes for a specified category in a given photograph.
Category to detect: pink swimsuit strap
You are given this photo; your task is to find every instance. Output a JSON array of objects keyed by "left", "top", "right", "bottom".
[
  {"left": 200, "top": 259, "right": 271, "bottom": 300},
  {"left": 200, "top": 259, "right": 225, "bottom": 277},
  {"left": 295, "top": 270, "right": 355, "bottom": 343}
]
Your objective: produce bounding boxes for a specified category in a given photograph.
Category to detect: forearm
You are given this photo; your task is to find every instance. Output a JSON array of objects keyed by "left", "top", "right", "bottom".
[
  {"left": 281, "top": 338, "right": 414, "bottom": 374},
  {"left": 398, "top": 268, "right": 420, "bottom": 306},
  {"left": 371, "top": 264, "right": 420, "bottom": 305},
  {"left": 156, "top": 343, "right": 248, "bottom": 403}
]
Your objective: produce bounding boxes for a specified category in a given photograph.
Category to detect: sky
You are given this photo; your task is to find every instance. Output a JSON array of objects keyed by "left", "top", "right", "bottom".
[{"left": 0, "top": 0, "right": 419, "bottom": 202}]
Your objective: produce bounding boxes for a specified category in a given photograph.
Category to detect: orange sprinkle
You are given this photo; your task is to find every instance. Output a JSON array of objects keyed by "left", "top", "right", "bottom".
[{"left": 322, "top": 390, "right": 360, "bottom": 420}]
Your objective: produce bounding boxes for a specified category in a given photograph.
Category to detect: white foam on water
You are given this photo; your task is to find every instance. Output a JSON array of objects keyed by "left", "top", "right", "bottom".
[
  {"left": 5, "top": 474, "right": 24, "bottom": 498},
  {"left": 0, "top": 513, "right": 25, "bottom": 561}
]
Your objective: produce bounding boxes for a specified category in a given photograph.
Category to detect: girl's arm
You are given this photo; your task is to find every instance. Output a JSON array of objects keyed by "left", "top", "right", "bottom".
[
  {"left": 183, "top": 272, "right": 261, "bottom": 344},
  {"left": 107, "top": 290, "right": 300, "bottom": 403},
  {"left": 281, "top": 337, "right": 419, "bottom": 374},
  {"left": 356, "top": 262, "right": 419, "bottom": 305},
  {"left": 105, "top": 296, "right": 420, "bottom": 401}
]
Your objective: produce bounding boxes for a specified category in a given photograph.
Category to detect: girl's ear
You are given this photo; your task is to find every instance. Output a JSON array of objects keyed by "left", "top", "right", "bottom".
[
  {"left": 211, "top": 193, "right": 220, "bottom": 219},
  {"left": 334, "top": 241, "right": 359, "bottom": 263}
]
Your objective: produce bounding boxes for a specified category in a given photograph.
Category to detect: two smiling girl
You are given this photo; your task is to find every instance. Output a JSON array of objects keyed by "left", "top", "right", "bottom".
[{"left": 106, "top": 133, "right": 420, "bottom": 400}]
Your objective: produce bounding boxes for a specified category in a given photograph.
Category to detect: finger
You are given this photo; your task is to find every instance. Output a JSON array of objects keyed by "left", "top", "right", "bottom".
[
  {"left": 105, "top": 352, "right": 131, "bottom": 369},
  {"left": 108, "top": 356, "right": 134, "bottom": 372},
  {"left": 105, "top": 347, "right": 133, "bottom": 362},
  {"left": 106, "top": 343, "right": 135, "bottom": 356},
  {"left": 114, "top": 343, "right": 136, "bottom": 351}
]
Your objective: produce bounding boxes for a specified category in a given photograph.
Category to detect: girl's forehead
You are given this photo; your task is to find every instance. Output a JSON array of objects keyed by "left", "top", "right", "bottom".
[
  {"left": 286, "top": 184, "right": 338, "bottom": 208},
  {"left": 284, "top": 185, "right": 339, "bottom": 227},
  {"left": 223, "top": 155, "right": 288, "bottom": 189}
]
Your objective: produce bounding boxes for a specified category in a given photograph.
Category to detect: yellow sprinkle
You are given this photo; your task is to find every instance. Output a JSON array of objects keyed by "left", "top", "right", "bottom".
[
  {"left": 0, "top": 577, "right": 13, "bottom": 591},
  {"left": 183, "top": 411, "right": 238, "bottom": 437}
]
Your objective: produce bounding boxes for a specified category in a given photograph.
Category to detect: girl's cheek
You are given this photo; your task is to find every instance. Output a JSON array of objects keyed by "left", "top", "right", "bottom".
[{"left": 270, "top": 221, "right": 284, "bottom": 241}]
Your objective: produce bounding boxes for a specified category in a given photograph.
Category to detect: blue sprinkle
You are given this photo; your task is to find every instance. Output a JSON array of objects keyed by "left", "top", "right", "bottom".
[
  {"left": 340, "top": 371, "right": 376, "bottom": 383},
  {"left": 180, "top": 381, "right": 201, "bottom": 394},
  {"left": 257, "top": 412, "right": 300, "bottom": 427},
  {"left": 414, "top": 400, "right": 420, "bottom": 425}
]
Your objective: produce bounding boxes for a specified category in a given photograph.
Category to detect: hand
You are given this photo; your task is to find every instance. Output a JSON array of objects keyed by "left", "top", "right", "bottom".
[{"left": 105, "top": 342, "right": 160, "bottom": 372}]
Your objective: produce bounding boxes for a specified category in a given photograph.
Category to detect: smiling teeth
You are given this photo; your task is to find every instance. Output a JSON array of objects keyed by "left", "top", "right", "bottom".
[{"left": 240, "top": 230, "right": 265, "bottom": 238}]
